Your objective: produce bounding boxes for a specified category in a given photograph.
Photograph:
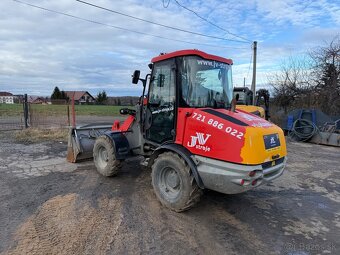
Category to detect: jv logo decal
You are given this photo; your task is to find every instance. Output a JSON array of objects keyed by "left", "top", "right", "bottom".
[{"left": 187, "top": 132, "right": 211, "bottom": 152}]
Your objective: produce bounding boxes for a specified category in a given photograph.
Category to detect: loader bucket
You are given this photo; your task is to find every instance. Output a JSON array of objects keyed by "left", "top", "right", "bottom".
[{"left": 66, "top": 123, "right": 113, "bottom": 163}]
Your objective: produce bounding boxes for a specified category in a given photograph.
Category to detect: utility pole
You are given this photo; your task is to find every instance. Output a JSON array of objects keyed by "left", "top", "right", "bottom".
[
  {"left": 243, "top": 77, "right": 246, "bottom": 87},
  {"left": 251, "top": 41, "right": 257, "bottom": 105}
]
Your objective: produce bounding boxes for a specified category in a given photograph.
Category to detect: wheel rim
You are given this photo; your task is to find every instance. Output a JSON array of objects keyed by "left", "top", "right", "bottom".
[
  {"left": 97, "top": 146, "right": 108, "bottom": 169},
  {"left": 158, "top": 166, "right": 181, "bottom": 200}
]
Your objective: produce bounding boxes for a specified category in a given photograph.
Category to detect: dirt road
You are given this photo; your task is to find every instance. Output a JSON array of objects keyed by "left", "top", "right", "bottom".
[{"left": 0, "top": 132, "right": 339, "bottom": 254}]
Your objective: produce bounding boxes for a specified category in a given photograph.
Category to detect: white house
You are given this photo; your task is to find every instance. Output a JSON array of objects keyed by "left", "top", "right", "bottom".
[{"left": 0, "top": 92, "right": 14, "bottom": 104}]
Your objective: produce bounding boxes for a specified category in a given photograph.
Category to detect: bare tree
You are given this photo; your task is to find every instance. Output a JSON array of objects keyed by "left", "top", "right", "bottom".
[
  {"left": 270, "top": 36, "right": 340, "bottom": 116},
  {"left": 309, "top": 36, "right": 340, "bottom": 115},
  {"left": 269, "top": 55, "right": 313, "bottom": 113}
]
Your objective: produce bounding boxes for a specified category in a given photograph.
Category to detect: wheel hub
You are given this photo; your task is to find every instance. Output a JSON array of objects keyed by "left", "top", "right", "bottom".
[
  {"left": 98, "top": 146, "right": 108, "bottom": 168},
  {"left": 159, "top": 167, "right": 181, "bottom": 199},
  {"left": 166, "top": 170, "right": 180, "bottom": 189}
]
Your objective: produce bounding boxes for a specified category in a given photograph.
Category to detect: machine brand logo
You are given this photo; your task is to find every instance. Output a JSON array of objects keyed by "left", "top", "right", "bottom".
[
  {"left": 270, "top": 137, "right": 276, "bottom": 144},
  {"left": 264, "top": 133, "right": 280, "bottom": 150},
  {"left": 187, "top": 132, "right": 211, "bottom": 152}
]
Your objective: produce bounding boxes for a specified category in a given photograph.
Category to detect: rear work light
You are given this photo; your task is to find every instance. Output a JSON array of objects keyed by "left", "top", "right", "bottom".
[{"left": 249, "top": 171, "right": 256, "bottom": 177}]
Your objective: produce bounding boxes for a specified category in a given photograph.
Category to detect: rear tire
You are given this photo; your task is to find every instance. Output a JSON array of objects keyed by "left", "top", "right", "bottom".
[
  {"left": 151, "top": 152, "right": 202, "bottom": 212},
  {"left": 93, "top": 135, "right": 121, "bottom": 176}
]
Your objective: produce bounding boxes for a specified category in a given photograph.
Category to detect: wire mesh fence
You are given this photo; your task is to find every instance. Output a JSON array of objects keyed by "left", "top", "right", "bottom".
[
  {"left": 0, "top": 104, "right": 25, "bottom": 131},
  {"left": 1, "top": 95, "right": 125, "bottom": 131},
  {"left": 0, "top": 112, "right": 24, "bottom": 130},
  {"left": 28, "top": 104, "right": 70, "bottom": 128}
]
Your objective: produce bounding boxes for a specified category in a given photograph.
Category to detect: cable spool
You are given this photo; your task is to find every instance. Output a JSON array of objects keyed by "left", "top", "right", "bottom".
[{"left": 288, "top": 118, "right": 319, "bottom": 142}]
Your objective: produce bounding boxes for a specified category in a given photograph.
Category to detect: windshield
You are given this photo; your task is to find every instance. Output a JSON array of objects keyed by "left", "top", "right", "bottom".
[{"left": 179, "top": 56, "right": 233, "bottom": 108}]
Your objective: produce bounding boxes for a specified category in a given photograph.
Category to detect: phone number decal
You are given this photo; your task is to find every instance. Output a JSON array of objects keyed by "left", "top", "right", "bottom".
[{"left": 192, "top": 113, "right": 244, "bottom": 140}]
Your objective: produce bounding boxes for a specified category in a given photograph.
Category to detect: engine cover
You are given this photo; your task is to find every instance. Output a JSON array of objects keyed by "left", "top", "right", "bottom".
[{"left": 176, "top": 108, "right": 287, "bottom": 165}]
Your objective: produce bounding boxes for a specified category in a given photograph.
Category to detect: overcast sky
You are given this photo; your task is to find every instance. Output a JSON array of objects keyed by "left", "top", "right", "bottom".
[{"left": 1, "top": 0, "right": 339, "bottom": 97}]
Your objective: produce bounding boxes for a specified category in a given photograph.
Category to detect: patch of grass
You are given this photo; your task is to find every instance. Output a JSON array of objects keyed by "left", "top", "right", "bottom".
[
  {"left": 0, "top": 104, "right": 23, "bottom": 116},
  {"left": 14, "top": 128, "right": 68, "bottom": 144},
  {"left": 0, "top": 104, "right": 132, "bottom": 117},
  {"left": 29, "top": 104, "right": 70, "bottom": 116},
  {"left": 74, "top": 105, "right": 131, "bottom": 116}
]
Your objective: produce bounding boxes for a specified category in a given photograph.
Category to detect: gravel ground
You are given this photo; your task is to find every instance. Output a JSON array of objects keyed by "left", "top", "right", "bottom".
[{"left": 0, "top": 132, "right": 339, "bottom": 255}]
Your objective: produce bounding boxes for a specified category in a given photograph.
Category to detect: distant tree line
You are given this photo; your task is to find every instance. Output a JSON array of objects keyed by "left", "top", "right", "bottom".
[
  {"left": 50, "top": 87, "right": 139, "bottom": 106},
  {"left": 96, "top": 90, "right": 108, "bottom": 105},
  {"left": 51, "top": 86, "right": 68, "bottom": 101},
  {"left": 95, "top": 90, "right": 139, "bottom": 106},
  {"left": 106, "top": 96, "right": 139, "bottom": 106},
  {"left": 270, "top": 36, "right": 340, "bottom": 116}
]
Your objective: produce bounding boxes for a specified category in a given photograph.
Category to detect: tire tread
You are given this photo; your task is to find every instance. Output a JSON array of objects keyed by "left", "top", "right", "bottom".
[
  {"left": 93, "top": 135, "right": 121, "bottom": 177},
  {"left": 152, "top": 151, "right": 202, "bottom": 212}
]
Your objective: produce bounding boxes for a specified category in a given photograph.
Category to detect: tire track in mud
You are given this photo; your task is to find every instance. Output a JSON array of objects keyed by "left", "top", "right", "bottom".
[
  {"left": 3, "top": 161, "right": 274, "bottom": 255},
  {"left": 106, "top": 168, "right": 227, "bottom": 255},
  {"left": 107, "top": 170, "right": 191, "bottom": 254},
  {"left": 137, "top": 170, "right": 272, "bottom": 255},
  {"left": 206, "top": 202, "right": 274, "bottom": 255}
]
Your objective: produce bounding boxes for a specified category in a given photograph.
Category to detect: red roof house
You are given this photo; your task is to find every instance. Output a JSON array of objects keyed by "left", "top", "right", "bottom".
[{"left": 65, "top": 91, "right": 96, "bottom": 104}]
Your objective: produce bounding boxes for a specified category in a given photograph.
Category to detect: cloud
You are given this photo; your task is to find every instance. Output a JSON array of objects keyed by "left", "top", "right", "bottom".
[{"left": 0, "top": 0, "right": 338, "bottom": 97}]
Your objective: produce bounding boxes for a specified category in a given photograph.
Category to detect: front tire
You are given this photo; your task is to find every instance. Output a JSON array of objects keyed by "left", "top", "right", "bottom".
[
  {"left": 93, "top": 135, "right": 121, "bottom": 176},
  {"left": 151, "top": 152, "right": 202, "bottom": 212}
]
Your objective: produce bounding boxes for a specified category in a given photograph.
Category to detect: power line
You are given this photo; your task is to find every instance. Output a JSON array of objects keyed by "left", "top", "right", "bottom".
[
  {"left": 162, "top": 0, "right": 171, "bottom": 8},
  {"left": 12, "top": 0, "right": 248, "bottom": 50},
  {"left": 76, "top": 0, "right": 250, "bottom": 44},
  {"left": 172, "top": 0, "right": 252, "bottom": 43}
]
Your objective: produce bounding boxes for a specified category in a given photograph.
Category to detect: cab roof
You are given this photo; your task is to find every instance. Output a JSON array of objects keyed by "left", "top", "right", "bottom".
[{"left": 151, "top": 49, "right": 233, "bottom": 65}]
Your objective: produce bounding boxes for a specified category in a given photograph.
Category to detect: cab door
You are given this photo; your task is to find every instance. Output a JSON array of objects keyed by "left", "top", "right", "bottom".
[{"left": 146, "top": 60, "right": 176, "bottom": 144}]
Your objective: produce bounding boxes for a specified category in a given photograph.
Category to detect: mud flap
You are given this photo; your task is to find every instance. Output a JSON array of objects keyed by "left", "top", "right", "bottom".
[{"left": 66, "top": 124, "right": 113, "bottom": 163}]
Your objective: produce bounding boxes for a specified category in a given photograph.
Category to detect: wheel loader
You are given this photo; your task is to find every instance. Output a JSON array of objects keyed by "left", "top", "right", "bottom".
[
  {"left": 233, "top": 87, "right": 270, "bottom": 120},
  {"left": 67, "top": 49, "right": 287, "bottom": 212}
]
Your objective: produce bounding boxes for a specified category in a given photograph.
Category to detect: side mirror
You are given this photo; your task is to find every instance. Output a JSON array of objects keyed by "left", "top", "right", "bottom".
[
  {"left": 157, "top": 74, "right": 165, "bottom": 87},
  {"left": 148, "top": 63, "right": 153, "bottom": 70},
  {"left": 132, "top": 70, "right": 140, "bottom": 84}
]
